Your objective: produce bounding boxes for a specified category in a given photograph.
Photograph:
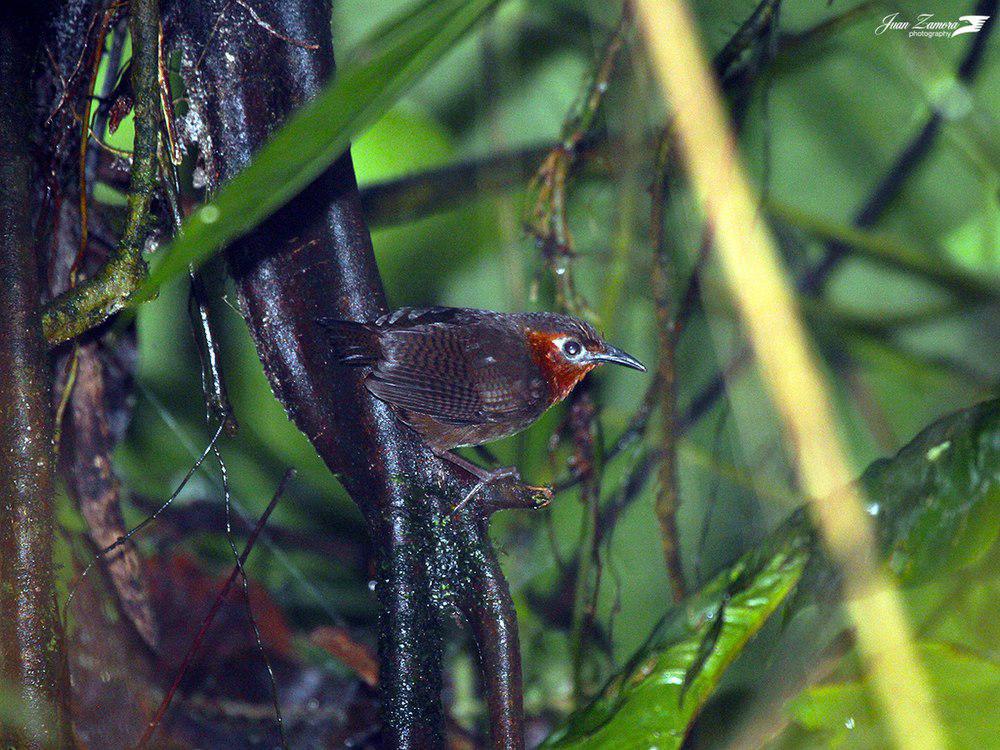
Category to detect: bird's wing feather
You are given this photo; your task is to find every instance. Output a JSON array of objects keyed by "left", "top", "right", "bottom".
[{"left": 366, "top": 318, "right": 539, "bottom": 426}]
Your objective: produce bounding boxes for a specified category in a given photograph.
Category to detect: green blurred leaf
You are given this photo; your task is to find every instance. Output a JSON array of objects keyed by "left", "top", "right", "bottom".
[
  {"left": 136, "top": 0, "right": 502, "bottom": 300},
  {"left": 861, "top": 398, "right": 1000, "bottom": 584},
  {"left": 539, "top": 516, "right": 813, "bottom": 750},
  {"left": 775, "top": 642, "right": 1000, "bottom": 749}
]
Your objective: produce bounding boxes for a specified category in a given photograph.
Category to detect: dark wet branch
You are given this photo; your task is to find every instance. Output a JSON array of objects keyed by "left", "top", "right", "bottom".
[
  {"left": 42, "top": 0, "right": 161, "bottom": 346},
  {"left": 0, "top": 6, "right": 71, "bottom": 746},
  {"left": 164, "top": 1, "right": 531, "bottom": 747}
]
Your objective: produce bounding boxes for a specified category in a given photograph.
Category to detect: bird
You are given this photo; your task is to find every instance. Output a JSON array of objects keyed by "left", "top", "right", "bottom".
[{"left": 319, "top": 307, "right": 646, "bottom": 510}]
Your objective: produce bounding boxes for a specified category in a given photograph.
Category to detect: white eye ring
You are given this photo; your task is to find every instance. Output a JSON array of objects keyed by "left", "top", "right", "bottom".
[{"left": 554, "top": 336, "right": 583, "bottom": 358}]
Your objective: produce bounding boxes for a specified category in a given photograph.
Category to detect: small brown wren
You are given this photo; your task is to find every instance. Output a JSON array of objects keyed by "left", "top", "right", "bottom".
[{"left": 320, "top": 307, "right": 645, "bottom": 509}]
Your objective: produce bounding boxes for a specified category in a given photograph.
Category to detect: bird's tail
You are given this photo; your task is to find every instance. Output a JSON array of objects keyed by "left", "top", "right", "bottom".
[{"left": 317, "top": 318, "right": 379, "bottom": 366}]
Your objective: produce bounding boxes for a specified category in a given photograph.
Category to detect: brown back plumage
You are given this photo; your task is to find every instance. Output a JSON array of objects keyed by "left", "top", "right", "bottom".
[{"left": 319, "top": 307, "right": 616, "bottom": 451}]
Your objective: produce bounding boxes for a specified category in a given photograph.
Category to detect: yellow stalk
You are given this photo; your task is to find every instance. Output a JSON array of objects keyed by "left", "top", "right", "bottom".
[{"left": 632, "top": 1, "right": 946, "bottom": 748}]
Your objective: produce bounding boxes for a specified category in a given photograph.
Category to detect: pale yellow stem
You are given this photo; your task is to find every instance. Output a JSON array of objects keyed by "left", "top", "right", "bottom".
[{"left": 632, "top": 2, "right": 946, "bottom": 748}]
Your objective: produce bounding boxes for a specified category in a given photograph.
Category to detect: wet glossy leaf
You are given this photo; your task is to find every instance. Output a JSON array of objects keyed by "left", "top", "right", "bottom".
[
  {"left": 861, "top": 398, "right": 1000, "bottom": 584},
  {"left": 539, "top": 517, "right": 813, "bottom": 750},
  {"left": 542, "top": 399, "right": 1000, "bottom": 748},
  {"left": 775, "top": 642, "right": 1000, "bottom": 749},
  {"left": 136, "top": 0, "right": 502, "bottom": 300}
]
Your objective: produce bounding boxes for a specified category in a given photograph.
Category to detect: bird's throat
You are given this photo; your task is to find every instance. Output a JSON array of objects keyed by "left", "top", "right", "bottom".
[{"left": 526, "top": 330, "right": 596, "bottom": 404}]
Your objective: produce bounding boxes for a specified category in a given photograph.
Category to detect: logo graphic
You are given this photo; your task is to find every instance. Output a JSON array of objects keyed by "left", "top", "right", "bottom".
[
  {"left": 952, "top": 15, "right": 990, "bottom": 36},
  {"left": 875, "top": 12, "right": 991, "bottom": 38}
]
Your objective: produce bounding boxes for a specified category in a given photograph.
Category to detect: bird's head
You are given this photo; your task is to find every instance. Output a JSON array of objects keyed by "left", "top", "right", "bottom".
[{"left": 523, "top": 313, "right": 646, "bottom": 403}]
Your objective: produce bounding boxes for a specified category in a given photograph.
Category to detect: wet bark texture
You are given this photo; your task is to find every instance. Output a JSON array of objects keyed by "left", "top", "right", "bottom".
[
  {"left": 0, "top": 2, "right": 71, "bottom": 746},
  {"left": 164, "top": 1, "right": 527, "bottom": 747}
]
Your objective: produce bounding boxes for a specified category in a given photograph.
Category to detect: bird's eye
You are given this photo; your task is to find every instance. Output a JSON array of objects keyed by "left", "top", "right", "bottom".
[{"left": 562, "top": 340, "right": 582, "bottom": 357}]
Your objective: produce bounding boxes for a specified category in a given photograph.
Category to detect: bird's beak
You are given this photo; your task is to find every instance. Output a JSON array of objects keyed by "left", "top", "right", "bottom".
[{"left": 589, "top": 345, "right": 646, "bottom": 372}]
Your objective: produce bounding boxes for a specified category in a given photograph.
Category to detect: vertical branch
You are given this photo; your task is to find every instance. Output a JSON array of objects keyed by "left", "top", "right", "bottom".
[
  {"left": 456, "top": 536, "right": 525, "bottom": 746},
  {"left": 0, "top": 6, "right": 71, "bottom": 746},
  {"left": 527, "top": 3, "right": 631, "bottom": 316},
  {"left": 648, "top": 135, "right": 685, "bottom": 601},
  {"left": 566, "top": 392, "right": 603, "bottom": 702},
  {"left": 43, "top": 0, "right": 159, "bottom": 346}
]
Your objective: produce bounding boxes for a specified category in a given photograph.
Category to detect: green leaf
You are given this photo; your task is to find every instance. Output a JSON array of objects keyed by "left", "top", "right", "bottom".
[
  {"left": 776, "top": 642, "right": 1000, "bottom": 750},
  {"left": 136, "top": 0, "right": 502, "bottom": 301},
  {"left": 541, "top": 400, "right": 1000, "bottom": 749},
  {"left": 861, "top": 398, "right": 1000, "bottom": 584},
  {"left": 539, "top": 516, "right": 813, "bottom": 750}
]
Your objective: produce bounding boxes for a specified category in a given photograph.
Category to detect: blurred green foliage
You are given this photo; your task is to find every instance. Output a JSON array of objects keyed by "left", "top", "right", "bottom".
[
  {"left": 775, "top": 642, "right": 999, "bottom": 749},
  {"left": 544, "top": 398, "right": 999, "bottom": 748},
  {"left": 88, "top": 0, "right": 998, "bottom": 744}
]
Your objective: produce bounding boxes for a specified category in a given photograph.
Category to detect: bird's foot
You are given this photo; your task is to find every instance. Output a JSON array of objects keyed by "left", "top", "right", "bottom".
[
  {"left": 451, "top": 465, "right": 520, "bottom": 516},
  {"left": 439, "top": 451, "right": 551, "bottom": 516}
]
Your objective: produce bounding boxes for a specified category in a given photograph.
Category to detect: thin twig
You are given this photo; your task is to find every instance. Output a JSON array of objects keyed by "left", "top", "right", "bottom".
[
  {"left": 554, "top": 0, "right": 783, "bottom": 500},
  {"left": 86, "top": 21, "right": 128, "bottom": 182},
  {"left": 566, "top": 390, "right": 605, "bottom": 704},
  {"left": 76, "top": 4, "right": 117, "bottom": 285},
  {"left": 137, "top": 470, "right": 294, "bottom": 748},
  {"left": 157, "top": 136, "right": 282, "bottom": 739},
  {"left": 526, "top": 3, "right": 632, "bottom": 316},
  {"left": 159, "top": 144, "right": 238, "bottom": 434},
  {"left": 64, "top": 422, "right": 224, "bottom": 618}
]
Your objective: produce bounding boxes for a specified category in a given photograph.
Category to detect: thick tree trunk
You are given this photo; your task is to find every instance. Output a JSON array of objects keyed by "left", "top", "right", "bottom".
[
  {"left": 165, "top": 1, "right": 527, "bottom": 747},
  {"left": 0, "top": 4, "right": 71, "bottom": 747}
]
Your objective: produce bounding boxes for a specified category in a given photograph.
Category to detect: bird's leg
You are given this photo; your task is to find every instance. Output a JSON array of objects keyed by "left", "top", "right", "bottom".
[
  {"left": 437, "top": 450, "right": 550, "bottom": 515},
  {"left": 439, "top": 449, "right": 516, "bottom": 483},
  {"left": 452, "top": 468, "right": 521, "bottom": 516}
]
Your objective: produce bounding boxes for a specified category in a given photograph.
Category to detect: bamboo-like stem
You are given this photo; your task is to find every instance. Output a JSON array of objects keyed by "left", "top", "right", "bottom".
[{"left": 634, "top": 2, "right": 946, "bottom": 749}]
